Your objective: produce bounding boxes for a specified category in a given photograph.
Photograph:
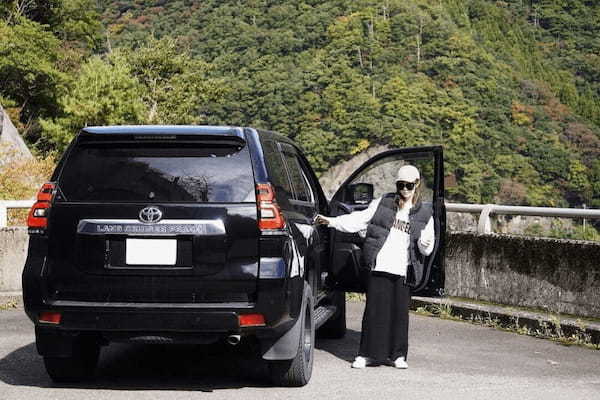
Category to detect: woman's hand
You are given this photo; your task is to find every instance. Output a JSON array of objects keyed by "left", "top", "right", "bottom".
[
  {"left": 417, "top": 218, "right": 435, "bottom": 256},
  {"left": 314, "top": 214, "right": 330, "bottom": 225},
  {"left": 419, "top": 236, "right": 432, "bottom": 248}
]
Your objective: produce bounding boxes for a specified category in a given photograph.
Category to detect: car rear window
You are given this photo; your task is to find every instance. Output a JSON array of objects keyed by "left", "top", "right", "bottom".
[{"left": 58, "top": 141, "right": 256, "bottom": 203}]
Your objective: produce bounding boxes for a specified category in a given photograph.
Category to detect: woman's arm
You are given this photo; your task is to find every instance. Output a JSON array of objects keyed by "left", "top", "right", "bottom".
[
  {"left": 317, "top": 197, "right": 381, "bottom": 233},
  {"left": 417, "top": 216, "right": 435, "bottom": 256}
]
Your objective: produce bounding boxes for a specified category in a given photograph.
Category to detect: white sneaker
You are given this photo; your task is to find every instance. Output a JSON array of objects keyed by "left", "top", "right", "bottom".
[
  {"left": 351, "top": 356, "right": 368, "bottom": 369},
  {"left": 393, "top": 357, "right": 408, "bottom": 369}
]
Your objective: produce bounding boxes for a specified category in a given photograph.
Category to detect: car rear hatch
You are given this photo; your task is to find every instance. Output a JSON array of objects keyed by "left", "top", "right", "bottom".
[{"left": 45, "top": 127, "right": 260, "bottom": 304}]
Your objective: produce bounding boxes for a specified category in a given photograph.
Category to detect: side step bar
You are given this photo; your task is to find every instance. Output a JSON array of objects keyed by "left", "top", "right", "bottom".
[{"left": 314, "top": 304, "right": 337, "bottom": 329}]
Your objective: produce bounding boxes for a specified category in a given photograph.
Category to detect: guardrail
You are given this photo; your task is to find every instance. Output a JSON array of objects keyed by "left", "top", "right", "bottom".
[
  {"left": 446, "top": 203, "right": 600, "bottom": 234},
  {"left": 2, "top": 200, "right": 600, "bottom": 233},
  {"left": 0, "top": 200, "right": 34, "bottom": 228}
]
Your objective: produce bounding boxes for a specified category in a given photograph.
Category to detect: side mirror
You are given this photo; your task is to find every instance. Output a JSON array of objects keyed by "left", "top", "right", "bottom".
[{"left": 347, "top": 183, "right": 374, "bottom": 205}]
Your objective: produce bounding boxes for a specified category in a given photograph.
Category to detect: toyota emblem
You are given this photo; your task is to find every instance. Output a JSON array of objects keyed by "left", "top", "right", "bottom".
[{"left": 139, "top": 206, "right": 163, "bottom": 224}]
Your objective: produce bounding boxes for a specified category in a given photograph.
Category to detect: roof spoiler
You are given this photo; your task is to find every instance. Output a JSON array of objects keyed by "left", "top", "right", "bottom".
[
  {"left": 79, "top": 125, "right": 246, "bottom": 144},
  {"left": 81, "top": 125, "right": 245, "bottom": 139}
]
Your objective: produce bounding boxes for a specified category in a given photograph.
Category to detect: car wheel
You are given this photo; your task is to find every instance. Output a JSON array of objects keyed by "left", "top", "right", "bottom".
[
  {"left": 317, "top": 290, "right": 346, "bottom": 339},
  {"left": 43, "top": 338, "right": 100, "bottom": 383},
  {"left": 268, "top": 284, "right": 314, "bottom": 387}
]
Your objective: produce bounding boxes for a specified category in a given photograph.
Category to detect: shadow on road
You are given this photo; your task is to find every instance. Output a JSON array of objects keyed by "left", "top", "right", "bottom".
[
  {"left": 0, "top": 329, "right": 363, "bottom": 390},
  {"left": 0, "top": 341, "right": 270, "bottom": 390},
  {"left": 316, "top": 328, "right": 362, "bottom": 363}
]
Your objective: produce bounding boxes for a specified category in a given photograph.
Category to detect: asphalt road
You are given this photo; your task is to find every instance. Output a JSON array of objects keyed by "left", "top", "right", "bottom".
[{"left": 1, "top": 302, "right": 598, "bottom": 400}]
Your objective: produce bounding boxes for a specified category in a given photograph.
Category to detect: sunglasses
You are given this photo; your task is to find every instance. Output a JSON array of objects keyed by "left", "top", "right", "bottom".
[{"left": 396, "top": 181, "right": 416, "bottom": 191}]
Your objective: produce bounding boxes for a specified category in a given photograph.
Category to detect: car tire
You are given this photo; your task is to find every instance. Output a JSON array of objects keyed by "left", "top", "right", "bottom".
[
  {"left": 43, "top": 338, "right": 100, "bottom": 383},
  {"left": 268, "top": 284, "right": 314, "bottom": 387},
  {"left": 317, "top": 290, "right": 346, "bottom": 339}
]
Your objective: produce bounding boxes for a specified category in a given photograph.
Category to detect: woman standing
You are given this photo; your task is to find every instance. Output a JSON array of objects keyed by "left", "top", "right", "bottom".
[{"left": 316, "top": 165, "right": 435, "bottom": 369}]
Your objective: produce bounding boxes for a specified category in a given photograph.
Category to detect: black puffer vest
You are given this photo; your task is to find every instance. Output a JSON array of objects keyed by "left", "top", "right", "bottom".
[{"left": 362, "top": 193, "right": 433, "bottom": 287}]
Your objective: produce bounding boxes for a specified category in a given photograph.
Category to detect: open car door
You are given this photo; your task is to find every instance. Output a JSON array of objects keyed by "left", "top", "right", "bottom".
[{"left": 326, "top": 146, "right": 445, "bottom": 296}]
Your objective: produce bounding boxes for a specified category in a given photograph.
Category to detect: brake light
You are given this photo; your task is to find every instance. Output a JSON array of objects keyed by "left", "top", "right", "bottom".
[
  {"left": 256, "top": 183, "right": 285, "bottom": 230},
  {"left": 37, "top": 183, "right": 55, "bottom": 201},
  {"left": 27, "top": 182, "right": 56, "bottom": 229},
  {"left": 239, "top": 313, "right": 266, "bottom": 327},
  {"left": 39, "top": 311, "right": 61, "bottom": 324}
]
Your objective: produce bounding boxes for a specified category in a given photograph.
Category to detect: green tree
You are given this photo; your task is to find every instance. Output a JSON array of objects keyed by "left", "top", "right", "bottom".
[
  {"left": 39, "top": 55, "right": 145, "bottom": 149},
  {"left": 0, "top": 18, "right": 67, "bottom": 118},
  {"left": 40, "top": 37, "right": 227, "bottom": 150},
  {"left": 123, "top": 37, "right": 227, "bottom": 124}
]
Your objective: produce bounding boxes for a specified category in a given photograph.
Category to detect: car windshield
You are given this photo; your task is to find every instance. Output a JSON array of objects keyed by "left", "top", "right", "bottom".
[{"left": 58, "top": 141, "right": 256, "bottom": 203}]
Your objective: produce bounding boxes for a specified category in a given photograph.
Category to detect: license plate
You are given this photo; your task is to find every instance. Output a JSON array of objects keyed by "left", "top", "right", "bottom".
[{"left": 125, "top": 239, "right": 177, "bottom": 265}]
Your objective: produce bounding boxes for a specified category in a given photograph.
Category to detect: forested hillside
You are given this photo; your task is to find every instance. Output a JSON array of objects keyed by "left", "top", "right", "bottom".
[{"left": 2, "top": 0, "right": 600, "bottom": 210}]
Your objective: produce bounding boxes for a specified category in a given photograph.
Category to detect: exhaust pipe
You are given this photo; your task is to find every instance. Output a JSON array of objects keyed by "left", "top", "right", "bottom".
[{"left": 226, "top": 334, "right": 241, "bottom": 346}]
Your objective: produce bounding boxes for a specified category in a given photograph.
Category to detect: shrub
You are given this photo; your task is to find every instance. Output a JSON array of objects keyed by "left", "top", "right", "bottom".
[{"left": 0, "top": 143, "right": 55, "bottom": 225}]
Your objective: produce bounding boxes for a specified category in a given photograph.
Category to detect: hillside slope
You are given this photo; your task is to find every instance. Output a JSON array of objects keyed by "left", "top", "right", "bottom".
[{"left": 64, "top": 1, "right": 600, "bottom": 207}]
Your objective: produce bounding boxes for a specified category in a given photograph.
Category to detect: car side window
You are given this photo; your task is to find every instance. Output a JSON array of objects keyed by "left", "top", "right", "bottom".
[
  {"left": 262, "top": 140, "right": 294, "bottom": 200},
  {"left": 296, "top": 156, "right": 317, "bottom": 205},
  {"left": 280, "top": 143, "right": 313, "bottom": 203}
]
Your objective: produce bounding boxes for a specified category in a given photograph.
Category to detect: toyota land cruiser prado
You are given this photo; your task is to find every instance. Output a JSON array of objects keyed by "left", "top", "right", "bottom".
[{"left": 23, "top": 125, "right": 445, "bottom": 386}]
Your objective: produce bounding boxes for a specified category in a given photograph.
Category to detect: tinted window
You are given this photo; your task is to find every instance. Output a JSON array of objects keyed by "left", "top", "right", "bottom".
[
  {"left": 280, "top": 144, "right": 312, "bottom": 203},
  {"left": 58, "top": 142, "right": 256, "bottom": 203},
  {"left": 296, "top": 155, "right": 319, "bottom": 205},
  {"left": 262, "top": 140, "right": 293, "bottom": 199}
]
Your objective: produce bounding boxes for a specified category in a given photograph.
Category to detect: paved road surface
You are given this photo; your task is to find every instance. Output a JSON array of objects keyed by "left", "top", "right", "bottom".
[{"left": 1, "top": 302, "right": 598, "bottom": 400}]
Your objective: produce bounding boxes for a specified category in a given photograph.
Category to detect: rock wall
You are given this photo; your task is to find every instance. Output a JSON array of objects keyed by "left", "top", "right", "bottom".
[
  {"left": 319, "top": 145, "right": 390, "bottom": 199},
  {"left": 0, "top": 105, "right": 33, "bottom": 163}
]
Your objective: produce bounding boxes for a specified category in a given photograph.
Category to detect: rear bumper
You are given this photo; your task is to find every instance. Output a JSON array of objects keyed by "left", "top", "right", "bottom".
[
  {"left": 28, "top": 300, "right": 294, "bottom": 335},
  {"left": 31, "top": 299, "right": 300, "bottom": 358},
  {"left": 40, "top": 300, "right": 248, "bottom": 332}
]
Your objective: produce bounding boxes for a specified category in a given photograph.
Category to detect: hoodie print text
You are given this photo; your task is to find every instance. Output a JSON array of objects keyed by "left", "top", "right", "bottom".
[{"left": 392, "top": 218, "right": 411, "bottom": 234}]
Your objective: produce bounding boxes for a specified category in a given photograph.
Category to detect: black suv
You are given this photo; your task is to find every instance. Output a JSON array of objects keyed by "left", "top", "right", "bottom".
[{"left": 23, "top": 125, "right": 445, "bottom": 386}]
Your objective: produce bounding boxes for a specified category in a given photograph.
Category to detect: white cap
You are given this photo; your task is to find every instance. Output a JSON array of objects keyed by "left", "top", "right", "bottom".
[{"left": 396, "top": 165, "right": 420, "bottom": 182}]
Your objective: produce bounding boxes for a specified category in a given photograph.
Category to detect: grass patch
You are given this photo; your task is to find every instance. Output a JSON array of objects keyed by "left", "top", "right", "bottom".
[
  {"left": 414, "top": 302, "right": 454, "bottom": 320},
  {"left": 448, "top": 296, "right": 600, "bottom": 325},
  {"left": 346, "top": 292, "right": 365, "bottom": 302},
  {"left": 413, "top": 301, "right": 600, "bottom": 350},
  {"left": 8, "top": 209, "right": 29, "bottom": 226},
  {"left": 0, "top": 300, "right": 18, "bottom": 311}
]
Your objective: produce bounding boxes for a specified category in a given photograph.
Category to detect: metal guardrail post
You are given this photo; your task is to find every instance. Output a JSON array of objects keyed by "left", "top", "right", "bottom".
[
  {"left": 478, "top": 204, "right": 494, "bottom": 234},
  {"left": 0, "top": 204, "right": 6, "bottom": 228},
  {"left": 446, "top": 202, "right": 600, "bottom": 235}
]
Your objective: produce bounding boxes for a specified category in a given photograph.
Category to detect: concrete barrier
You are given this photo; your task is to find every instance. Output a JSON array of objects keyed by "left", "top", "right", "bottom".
[
  {"left": 0, "top": 228, "right": 28, "bottom": 295},
  {"left": 1, "top": 228, "right": 599, "bottom": 319},
  {"left": 445, "top": 232, "right": 600, "bottom": 319}
]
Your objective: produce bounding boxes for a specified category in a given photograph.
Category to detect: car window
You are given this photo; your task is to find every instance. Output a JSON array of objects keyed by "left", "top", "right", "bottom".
[
  {"left": 58, "top": 141, "right": 256, "bottom": 203},
  {"left": 280, "top": 144, "right": 312, "bottom": 203},
  {"left": 262, "top": 140, "right": 293, "bottom": 200},
  {"left": 299, "top": 168, "right": 315, "bottom": 204}
]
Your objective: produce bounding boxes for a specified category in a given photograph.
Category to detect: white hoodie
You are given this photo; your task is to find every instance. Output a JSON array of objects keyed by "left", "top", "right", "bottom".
[{"left": 326, "top": 197, "right": 435, "bottom": 277}]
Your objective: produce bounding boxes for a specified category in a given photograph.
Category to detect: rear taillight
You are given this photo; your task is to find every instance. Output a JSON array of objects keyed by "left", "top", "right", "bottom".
[
  {"left": 239, "top": 313, "right": 266, "bottom": 327},
  {"left": 27, "top": 182, "right": 56, "bottom": 230},
  {"left": 256, "top": 183, "right": 285, "bottom": 230},
  {"left": 39, "top": 311, "right": 61, "bottom": 324}
]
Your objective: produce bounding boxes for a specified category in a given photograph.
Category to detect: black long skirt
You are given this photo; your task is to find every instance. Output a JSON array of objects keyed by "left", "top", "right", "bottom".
[{"left": 358, "top": 271, "right": 411, "bottom": 362}]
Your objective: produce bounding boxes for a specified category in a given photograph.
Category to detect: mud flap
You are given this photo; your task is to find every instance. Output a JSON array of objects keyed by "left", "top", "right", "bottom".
[
  {"left": 35, "top": 327, "right": 79, "bottom": 357},
  {"left": 261, "top": 283, "right": 310, "bottom": 360}
]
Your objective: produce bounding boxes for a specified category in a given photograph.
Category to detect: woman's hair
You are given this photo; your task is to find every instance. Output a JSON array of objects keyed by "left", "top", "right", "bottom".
[{"left": 395, "top": 179, "right": 422, "bottom": 209}]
